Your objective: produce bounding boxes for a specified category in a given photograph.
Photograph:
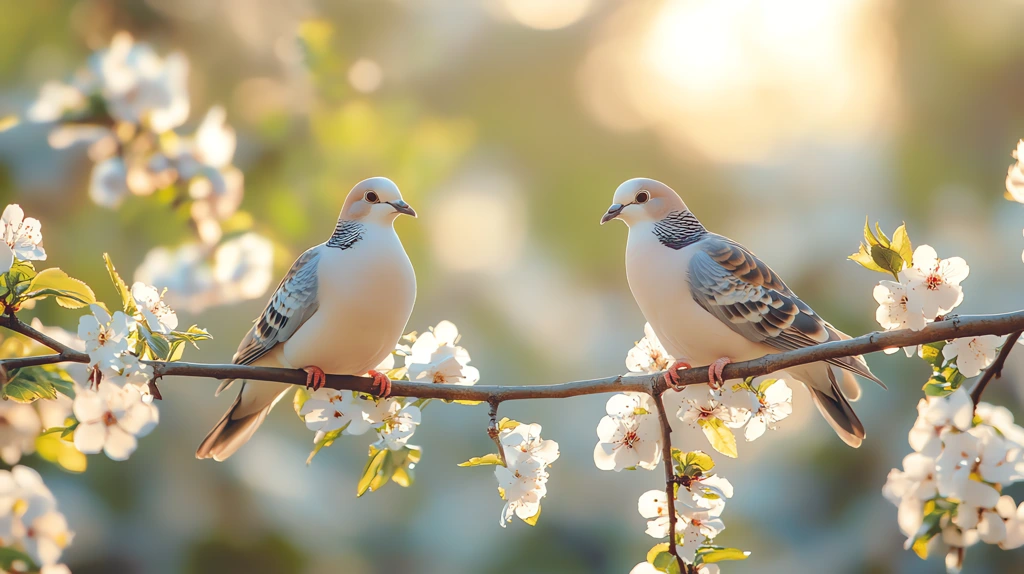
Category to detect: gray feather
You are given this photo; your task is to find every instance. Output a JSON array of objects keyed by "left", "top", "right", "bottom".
[
  {"left": 688, "top": 234, "right": 884, "bottom": 387},
  {"left": 232, "top": 247, "right": 321, "bottom": 367}
]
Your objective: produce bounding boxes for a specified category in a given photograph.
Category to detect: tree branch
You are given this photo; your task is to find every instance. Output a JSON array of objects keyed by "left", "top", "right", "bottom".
[
  {"left": 971, "top": 330, "right": 1023, "bottom": 405},
  {"left": 653, "top": 391, "right": 686, "bottom": 572},
  {"left": 3, "top": 310, "right": 1024, "bottom": 404}
]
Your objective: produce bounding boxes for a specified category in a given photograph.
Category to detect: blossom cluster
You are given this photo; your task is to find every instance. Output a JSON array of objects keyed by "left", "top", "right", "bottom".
[
  {"left": 617, "top": 324, "right": 794, "bottom": 459},
  {"left": 495, "top": 422, "right": 560, "bottom": 526},
  {"left": 299, "top": 321, "right": 481, "bottom": 493},
  {"left": 27, "top": 32, "right": 273, "bottom": 313},
  {"left": 0, "top": 466, "right": 74, "bottom": 573},
  {"left": 872, "top": 244, "right": 968, "bottom": 336},
  {"left": 883, "top": 389, "right": 1024, "bottom": 571},
  {"left": 632, "top": 450, "right": 744, "bottom": 573}
]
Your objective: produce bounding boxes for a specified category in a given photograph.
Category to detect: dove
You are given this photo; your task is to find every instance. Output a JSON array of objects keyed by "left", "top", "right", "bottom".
[
  {"left": 196, "top": 176, "right": 417, "bottom": 461},
  {"left": 601, "top": 178, "right": 884, "bottom": 447}
]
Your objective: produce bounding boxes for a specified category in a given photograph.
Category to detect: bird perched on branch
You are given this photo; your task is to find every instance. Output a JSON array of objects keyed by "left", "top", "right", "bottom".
[
  {"left": 601, "top": 178, "right": 884, "bottom": 447},
  {"left": 197, "top": 176, "right": 418, "bottom": 461}
]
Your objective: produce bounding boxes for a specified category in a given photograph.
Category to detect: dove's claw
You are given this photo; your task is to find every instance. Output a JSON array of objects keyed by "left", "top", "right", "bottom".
[
  {"left": 707, "top": 357, "right": 732, "bottom": 390},
  {"left": 304, "top": 366, "right": 327, "bottom": 391},
  {"left": 663, "top": 361, "right": 692, "bottom": 391},
  {"left": 369, "top": 370, "right": 392, "bottom": 399}
]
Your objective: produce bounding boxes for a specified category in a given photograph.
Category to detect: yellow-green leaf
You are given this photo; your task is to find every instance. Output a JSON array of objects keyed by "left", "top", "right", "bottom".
[
  {"left": 306, "top": 426, "right": 346, "bottom": 465},
  {"left": 458, "top": 453, "right": 503, "bottom": 467},
  {"left": 848, "top": 244, "right": 886, "bottom": 273},
  {"left": 26, "top": 268, "right": 96, "bottom": 309},
  {"left": 497, "top": 417, "right": 521, "bottom": 431},
  {"left": 356, "top": 446, "right": 389, "bottom": 496},
  {"left": 523, "top": 504, "right": 541, "bottom": 526},
  {"left": 35, "top": 432, "right": 87, "bottom": 473},
  {"left": 647, "top": 543, "right": 670, "bottom": 564},
  {"left": 104, "top": 253, "right": 137, "bottom": 315},
  {"left": 695, "top": 547, "right": 751, "bottom": 564},
  {"left": 0, "top": 115, "right": 19, "bottom": 132},
  {"left": 293, "top": 387, "right": 311, "bottom": 418},
  {"left": 891, "top": 223, "right": 913, "bottom": 267},
  {"left": 698, "top": 418, "right": 737, "bottom": 458}
]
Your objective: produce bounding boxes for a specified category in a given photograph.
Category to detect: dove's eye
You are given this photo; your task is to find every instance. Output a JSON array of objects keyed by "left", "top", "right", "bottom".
[
  {"left": 364, "top": 191, "right": 380, "bottom": 203},
  {"left": 635, "top": 191, "right": 650, "bottom": 204}
]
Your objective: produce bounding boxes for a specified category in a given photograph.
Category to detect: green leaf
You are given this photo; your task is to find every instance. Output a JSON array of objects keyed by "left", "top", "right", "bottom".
[
  {"left": 3, "top": 368, "right": 60, "bottom": 403},
  {"left": 454, "top": 399, "right": 483, "bottom": 406},
  {"left": 755, "top": 378, "right": 780, "bottom": 395},
  {"left": 0, "top": 546, "right": 38, "bottom": 570},
  {"left": 458, "top": 453, "right": 504, "bottom": 467},
  {"left": 139, "top": 325, "right": 171, "bottom": 360},
  {"left": 104, "top": 253, "right": 138, "bottom": 316},
  {"left": 698, "top": 418, "right": 738, "bottom": 458},
  {"left": 25, "top": 268, "right": 97, "bottom": 309},
  {"left": 891, "top": 223, "right": 914, "bottom": 267},
  {"left": 497, "top": 417, "right": 521, "bottom": 431},
  {"left": 919, "top": 342, "right": 945, "bottom": 368},
  {"left": 672, "top": 450, "right": 715, "bottom": 476},
  {"left": 356, "top": 445, "right": 390, "bottom": 497},
  {"left": 862, "top": 218, "right": 879, "bottom": 247},
  {"left": 523, "top": 504, "right": 541, "bottom": 526},
  {"left": 848, "top": 244, "right": 887, "bottom": 273},
  {"left": 293, "top": 387, "right": 311, "bottom": 418},
  {"left": 167, "top": 340, "right": 186, "bottom": 362},
  {"left": 874, "top": 221, "right": 891, "bottom": 247},
  {"left": 169, "top": 325, "right": 212, "bottom": 349},
  {"left": 870, "top": 244, "right": 904, "bottom": 280},
  {"left": 647, "top": 543, "right": 671, "bottom": 564},
  {"left": 306, "top": 426, "right": 346, "bottom": 465},
  {"left": 650, "top": 550, "right": 682, "bottom": 574},
  {"left": 695, "top": 546, "right": 751, "bottom": 564}
]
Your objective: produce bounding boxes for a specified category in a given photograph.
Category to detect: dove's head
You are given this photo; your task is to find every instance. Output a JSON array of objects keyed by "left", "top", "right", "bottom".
[
  {"left": 340, "top": 177, "right": 417, "bottom": 225},
  {"left": 600, "top": 178, "right": 687, "bottom": 227}
]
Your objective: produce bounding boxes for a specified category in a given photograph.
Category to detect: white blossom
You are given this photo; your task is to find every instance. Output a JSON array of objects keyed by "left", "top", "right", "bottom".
[
  {"left": 900, "top": 245, "right": 969, "bottom": 321},
  {"left": 626, "top": 323, "right": 675, "bottom": 373},
  {"left": 637, "top": 489, "right": 685, "bottom": 538},
  {"left": 406, "top": 321, "right": 480, "bottom": 385},
  {"left": 0, "top": 204, "right": 46, "bottom": 273},
  {"left": 91, "top": 32, "right": 190, "bottom": 132},
  {"left": 0, "top": 402, "right": 43, "bottom": 465},
  {"left": 495, "top": 423, "right": 558, "bottom": 527},
  {"left": 0, "top": 466, "right": 73, "bottom": 568},
  {"left": 131, "top": 281, "right": 179, "bottom": 334},
  {"left": 908, "top": 388, "right": 974, "bottom": 457},
  {"left": 942, "top": 335, "right": 1005, "bottom": 378},
  {"left": 27, "top": 81, "right": 87, "bottom": 123},
  {"left": 77, "top": 304, "right": 135, "bottom": 371},
  {"left": 135, "top": 232, "right": 274, "bottom": 313},
  {"left": 744, "top": 379, "right": 793, "bottom": 441},
  {"left": 72, "top": 382, "right": 158, "bottom": 460},
  {"left": 1006, "top": 139, "right": 1024, "bottom": 204},
  {"left": 873, "top": 280, "right": 927, "bottom": 333},
  {"left": 374, "top": 402, "right": 422, "bottom": 451},
  {"left": 301, "top": 389, "right": 381, "bottom": 439},
  {"left": 594, "top": 393, "right": 661, "bottom": 471}
]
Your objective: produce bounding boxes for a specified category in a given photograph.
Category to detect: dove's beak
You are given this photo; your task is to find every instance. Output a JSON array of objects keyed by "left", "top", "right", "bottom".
[
  {"left": 388, "top": 200, "right": 417, "bottom": 218},
  {"left": 601, "top": 203, "right": 625, "bottom": 225}
]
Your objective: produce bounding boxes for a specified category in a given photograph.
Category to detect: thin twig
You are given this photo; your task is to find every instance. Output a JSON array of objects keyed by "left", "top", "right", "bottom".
[
  {"left": 486, "top": 399, "right": 508, "bottom": 467},
  {"left": 653, "top": 391, "right": 686, "bottom": 572},
  {"left": 3, "top": 311, "right": 1024, "bottom": 403},
  {"left": 971, "top": 330, "right": 1023, "bottom": 405}
]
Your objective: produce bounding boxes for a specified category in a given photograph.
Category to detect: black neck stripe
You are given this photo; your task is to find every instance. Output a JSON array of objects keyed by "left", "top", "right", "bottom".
[
  {"left": 653, "top": 211, "right": 706, "bottom": 250},
  {"left": 327, "top": 220, "right": 365, "bottom": 250}
]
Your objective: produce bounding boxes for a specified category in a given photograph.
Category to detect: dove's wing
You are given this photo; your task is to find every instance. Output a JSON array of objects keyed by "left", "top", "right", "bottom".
[
  {"left": 233, "top": 246, "right": 321, "bottom": 367},
  {"left": 688, "top": 234, "right": 883, "bottom": 387}
]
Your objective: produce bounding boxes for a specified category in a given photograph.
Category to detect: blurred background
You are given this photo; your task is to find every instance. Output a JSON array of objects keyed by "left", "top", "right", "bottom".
[{"left": 2, "top": 0, "right": 1024, "bottom": 572}]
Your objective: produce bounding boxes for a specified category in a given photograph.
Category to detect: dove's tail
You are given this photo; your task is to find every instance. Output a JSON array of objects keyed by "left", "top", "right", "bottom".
[
  {"left": 788, "top": 362, "right": 865, "bottom": 448},
  {"left": 196, "top": 380, "right": 291, "bottom": 461}
]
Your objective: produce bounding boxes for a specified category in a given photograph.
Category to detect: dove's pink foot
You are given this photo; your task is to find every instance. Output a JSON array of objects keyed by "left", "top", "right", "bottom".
[
  {"left": 663, "top": 361, "right": 692, "bottom": 390},
  {"left": 707, "top": 357, "right": 732, "bottom": 390},
  {"left": 304, "top": 366, "right": 326, "bottom": 391},
  {"left": 368, "top": 369, "right": 392, "bottom": 399}
]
